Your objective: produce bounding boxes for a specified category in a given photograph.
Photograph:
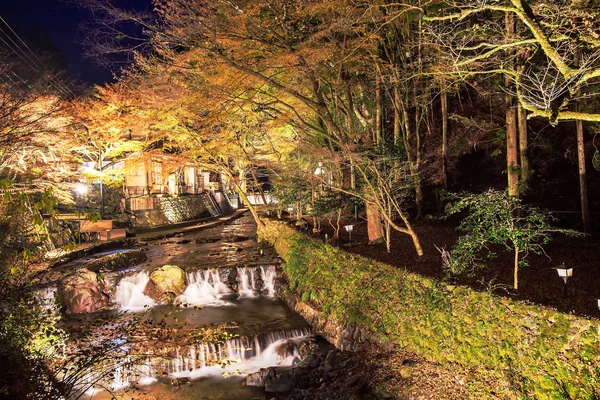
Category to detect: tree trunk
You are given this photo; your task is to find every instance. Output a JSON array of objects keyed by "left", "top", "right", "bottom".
[
  {"left": 441, "top": 88, "right": 449, "bottom": 188},
  {"left": 518, "top": 104, "right": 529, "bottom": 191},
  {"left": 408, "top": 224, "right": 424, "bottom": 256},
  {"left": 375, "top": 74, "right": 383, "bottom": 145},
  {"left": 232, "top": 181, "right": 264, "bottom": 228},
  {"left": 513, "top": 247, "right": 519, "bottom": 290},
  {"left": 575, "top": 50, "right": 590, "bottom": 233},
  {"left": 505, "top": 13, "right": 519, "bottom": 197},
  {"left": 366, "top": 202, "right": 384, "bottom": 244},
  {"left": 249, "top": 166, "right": 268, "bottom": 206},
  {"left": 238, "top": 169, "right": 247, "bottom": 205},
  {"left": 394, "top": 86, "right": 401, "bottom": 148},
  {"left": 401, "top": 103, "right": 424, "bottom": 218},
  {"left": 506, "top": 109, "right": 519, "bottom": 196},
  {"left": 577, "top": 119, "right": 590, "bottom": 233},
  {"left": 414, "top": 183, "right": 424, "bottom": 218}
]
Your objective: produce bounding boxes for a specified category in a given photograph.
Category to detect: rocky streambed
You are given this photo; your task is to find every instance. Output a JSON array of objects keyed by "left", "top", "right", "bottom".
[
  {"left": 32, "top": 214, "right": 327, "bottom": 400},
  {"left": 32, "top": 214, "right": 393, "bottom": 400}
]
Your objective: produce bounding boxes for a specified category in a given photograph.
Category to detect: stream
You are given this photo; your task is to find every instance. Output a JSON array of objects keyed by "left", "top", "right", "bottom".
[{"left": 38, "top": 213, "right": 319, "bottom": 400}]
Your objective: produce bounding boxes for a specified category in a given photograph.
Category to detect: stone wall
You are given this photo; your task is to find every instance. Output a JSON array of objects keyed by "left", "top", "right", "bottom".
[
  {"left": 274, "top": 277, "right": 385, "bottom": 352},
  {"left": 129, "top": 194, "right": 214, "bottom": 228}
]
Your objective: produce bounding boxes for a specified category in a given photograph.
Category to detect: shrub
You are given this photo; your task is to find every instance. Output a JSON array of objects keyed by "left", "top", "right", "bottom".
[{"left": 445, "top": 189, "right": 583, "bottom": 290}]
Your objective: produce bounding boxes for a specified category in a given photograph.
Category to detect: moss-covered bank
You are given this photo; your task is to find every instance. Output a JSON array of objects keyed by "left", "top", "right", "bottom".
[{"left": 259, "top": 220, "right": 600, "bottom": 399}]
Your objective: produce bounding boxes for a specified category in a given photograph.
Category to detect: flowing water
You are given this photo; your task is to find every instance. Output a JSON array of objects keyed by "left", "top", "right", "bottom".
[
  {"left": 113, "top": 265, "right": 278, "bottom": 310},
  {"left": 176, "top": 269, "right": 234, "bottom": 306},
  {"left": 115, "top": 271, "right": 156, "bottom": 311},
  {"left": 68, "top": 214, "right": 316, "bottom": 399}
]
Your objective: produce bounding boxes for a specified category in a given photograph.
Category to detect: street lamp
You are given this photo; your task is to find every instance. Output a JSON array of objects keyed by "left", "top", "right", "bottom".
[
  {"left": 74, "top": 183, "right": 88, "bottom": 196},
  {"left": 73, "top": 183, "right": 89, "bottom": 244},
  {"left": 344, "top": 224, "right": 354, "bottom": 243},
  {"left": 74, "top": 184, "right": 89, "bottom": 217},
  {"left": 553, "top": 264, "right": 573, "bottom": 297}
]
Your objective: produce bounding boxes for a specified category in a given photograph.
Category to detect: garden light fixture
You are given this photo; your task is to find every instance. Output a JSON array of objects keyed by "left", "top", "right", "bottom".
[
  {"left": 553, "top": 264, "right": 573, "bottom": 297},
  {"left": 344, "top": 224, "right": 354, "bottom": 243},
  {"left": 313, "top": 162, "right": 325, "bottom": 176}
]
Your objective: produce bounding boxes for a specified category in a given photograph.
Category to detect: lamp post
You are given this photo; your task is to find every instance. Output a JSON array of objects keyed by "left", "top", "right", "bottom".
[
  {"left": 553, "top": 265, "right": 573, "bottom": 297},
  {"left": 74, "top": 184, "right": 88, "bottom": 244},
  {"left": 344, "top": 224, "right": 354, "bottom": 243},
  {"left": 74, "top": 184, "right": 88, "bottom": 215}
]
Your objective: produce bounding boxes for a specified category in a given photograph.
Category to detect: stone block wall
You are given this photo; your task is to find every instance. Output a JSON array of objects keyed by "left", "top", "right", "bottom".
[{"left": 129, "top": 194, "right": 214, "bottom": 228}]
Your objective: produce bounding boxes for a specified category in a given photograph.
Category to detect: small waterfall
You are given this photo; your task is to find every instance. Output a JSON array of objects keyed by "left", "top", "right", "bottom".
[
  {"left": 85, "top": 328, "right": 312, "bottom": 393},
  {"left": 176, "top": 269, "right": 232, "bottom": 306},
  {"left": 236, "top": 265, "right": 277, "bottom": 297},
  {"left": 138, "top": 358, "right": 157, "bottom": 385},
  {"left": 115, "top": 272, "right": 155, "bottom": 311},
  {"left": 170, "top": 327, "right": 312, "bottom": 379},
  {"left": 237, "top": 266, "right": 257, "bottom": 297},
  {"left": 260, "top": 265, "right": 276, "bottom": 297},
  {"left": 112, "top": 356, "right": 132, "bottom": 390}
]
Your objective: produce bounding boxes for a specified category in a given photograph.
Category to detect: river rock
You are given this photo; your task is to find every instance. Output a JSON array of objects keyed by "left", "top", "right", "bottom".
[
  {"left": 323, "top": 349, "right": 336, "bottom": 372},
  {"left": 297, "top": 338, "right": 319, "bottom": 360},
  {"left": 218, "top": 267, "right": 238, "bottom": 291},
  {"left": 146, "top": 265, "right": 186, "bottom": 304},
  {"left": 85, "top": 249, "right": 148, "bottom": 272},
  {"left": 275, "top": 341, "right": 296, "bottom": 359},
  {"left": 245, "top": 367, "right": 275, "bottom": 387},
  {"left": 58, "top": 268, "right": 110, "bottom": 314},
  {"left": 264, "top": 370, "right": 296, "bottom": 393}
]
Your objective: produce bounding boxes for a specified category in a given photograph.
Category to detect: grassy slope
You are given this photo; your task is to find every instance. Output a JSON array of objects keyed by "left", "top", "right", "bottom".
[{"left": 260, "top": 220, "right": 600, "bottom": 399}]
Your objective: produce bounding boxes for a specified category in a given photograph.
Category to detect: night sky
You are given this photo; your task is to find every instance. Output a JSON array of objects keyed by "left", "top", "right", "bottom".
[{"left": 0, "top": 0, "right": 152, "bottom": 85}]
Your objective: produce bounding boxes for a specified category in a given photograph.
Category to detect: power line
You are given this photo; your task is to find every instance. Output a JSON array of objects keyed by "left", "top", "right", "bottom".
[
  {"left": 0, "top": 22, "right": 74, "bottom": 98},
  {"left": 0, "top": 59, "right": 32, "bottom": 89},
  {"left": 0, "top": 31, "right": 70, "bottom": 97},
  {"left": 0, "top": 17, "right": 75, "bottom": 98},
  {"left": 0, "top": 16, "right": 75, "bottom": 98}
]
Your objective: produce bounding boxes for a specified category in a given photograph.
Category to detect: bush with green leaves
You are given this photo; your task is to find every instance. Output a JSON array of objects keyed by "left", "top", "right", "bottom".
[{"left": 445, "top": 189, "right": 583, "bottom": 290}]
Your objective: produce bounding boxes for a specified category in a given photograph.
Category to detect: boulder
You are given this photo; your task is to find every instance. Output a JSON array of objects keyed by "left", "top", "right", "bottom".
[
  {"left": 245, "top": 367, "right": 275, "bottom": 387},
  {"left": 265, "top": 370, "right": 296, "bottom": 393},
  {"left": 297, "top": 338, "right": 319, "bottom": 360},
  {"left": 323, "top": 350, "right": 336, "bottom": 372},
  {"left": 85, "top": 249, "right": 148, "bottom": 272},
  {"left": 218, "top": 267, "right": 238, "bottom": 291},
  {"left": 146, "top": 265, "right": 186, "bottom": 304},
  {"left": 58, "top": 268, "right": 110, "bottom": 314}
]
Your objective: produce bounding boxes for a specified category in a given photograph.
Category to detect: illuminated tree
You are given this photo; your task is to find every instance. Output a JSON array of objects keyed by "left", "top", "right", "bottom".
[
  {"left": 77, "top": 0, "right": 427, "bottom": 255},
  {"left": 425, "top": 0, "right": 600, "bottom": 230}
]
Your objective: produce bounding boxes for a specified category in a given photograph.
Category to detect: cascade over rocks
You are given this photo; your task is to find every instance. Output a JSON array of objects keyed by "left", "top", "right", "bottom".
[
  {"left": 146, "top": 264, "right": 186, "bottom": 304},
  {"left": 58, "top": 268, "right": 110, "bottom": 314},
  {"left": 215, "top": 266, "right": 238, "bottom": 292}
]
